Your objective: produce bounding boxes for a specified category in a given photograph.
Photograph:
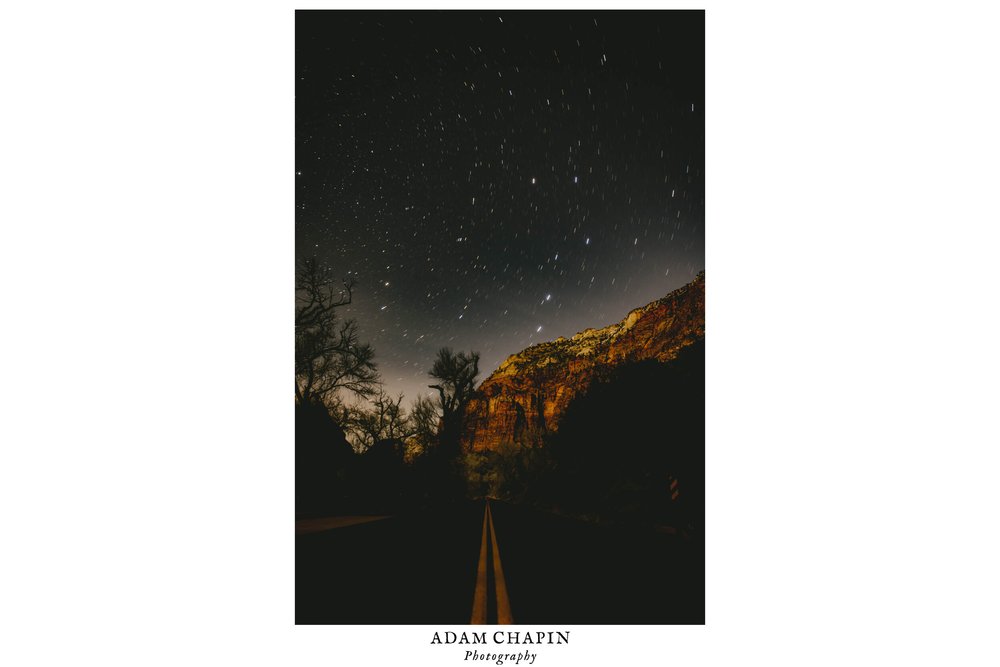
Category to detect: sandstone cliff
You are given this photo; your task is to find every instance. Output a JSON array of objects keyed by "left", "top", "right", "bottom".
[{"left": 461, "top": 272, "right": 705, "bottom": 452}]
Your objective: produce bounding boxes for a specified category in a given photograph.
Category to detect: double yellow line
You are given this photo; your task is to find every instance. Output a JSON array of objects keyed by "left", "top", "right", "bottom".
[{"left": 470, "top": 500, "right": 513, "bottom": 624}]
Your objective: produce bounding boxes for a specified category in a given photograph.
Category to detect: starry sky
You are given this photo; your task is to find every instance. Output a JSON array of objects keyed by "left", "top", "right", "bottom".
[{"left": 296, "top": 10, "right": 704, "bottom": 403}]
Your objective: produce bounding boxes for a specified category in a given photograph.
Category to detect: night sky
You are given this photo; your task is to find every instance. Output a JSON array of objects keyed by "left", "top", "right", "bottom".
[{"left": 296, "top": 11, "right": 704, "bottom": 403}]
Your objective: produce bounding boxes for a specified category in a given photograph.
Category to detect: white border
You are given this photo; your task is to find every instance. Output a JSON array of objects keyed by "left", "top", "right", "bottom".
[{"left": 2, "top": 2, "right": 999, "bottom": 666}]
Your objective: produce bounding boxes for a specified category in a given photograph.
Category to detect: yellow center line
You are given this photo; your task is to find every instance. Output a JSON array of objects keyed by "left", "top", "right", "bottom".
[
  {"left": 470, "top": 501, "right": 490, "bottom": 624},
  {"left": 487, "top": 502, "right": 514, "bottom": 624}
]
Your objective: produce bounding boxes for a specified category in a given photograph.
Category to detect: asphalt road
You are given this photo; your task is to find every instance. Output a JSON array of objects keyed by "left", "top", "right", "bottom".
[{"left": 296, "top": 499, "right": 703, "bottom": 624}]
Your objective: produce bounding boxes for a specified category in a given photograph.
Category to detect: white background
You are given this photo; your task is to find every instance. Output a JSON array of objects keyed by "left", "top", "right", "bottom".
[{"left": 2, "top": 1, "right": 999, "bottom": 665}]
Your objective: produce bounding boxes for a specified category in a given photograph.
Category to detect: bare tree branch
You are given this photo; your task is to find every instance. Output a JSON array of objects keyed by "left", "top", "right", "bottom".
[{"left": 296, "top": 257, "right": 379, "bottom": 405}]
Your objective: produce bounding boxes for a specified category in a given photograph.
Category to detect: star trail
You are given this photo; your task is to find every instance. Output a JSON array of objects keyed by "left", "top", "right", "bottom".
[{"left": 296, "top": 10, "right": 704, "bottom": 402}]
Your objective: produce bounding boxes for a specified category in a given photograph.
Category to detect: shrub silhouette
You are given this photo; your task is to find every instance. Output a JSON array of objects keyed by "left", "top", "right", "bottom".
[
  {"left": 295, "top": 400, "right": 356, "bottom": 517},
  {"left": 543, "top": 339, "right": 704, "bottom": 528}
]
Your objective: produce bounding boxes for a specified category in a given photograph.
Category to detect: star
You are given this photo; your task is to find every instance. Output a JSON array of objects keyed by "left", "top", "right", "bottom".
[{"left": 296, "top": 11, "right": 704, "bottom": 403}]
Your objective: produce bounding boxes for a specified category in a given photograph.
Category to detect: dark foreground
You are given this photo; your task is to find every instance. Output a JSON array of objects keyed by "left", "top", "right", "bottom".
[{"left": 296, "top": 499, "right": 703, "bottom": 624}]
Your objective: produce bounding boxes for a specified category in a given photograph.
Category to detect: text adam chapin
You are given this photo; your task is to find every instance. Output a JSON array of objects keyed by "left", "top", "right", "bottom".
[{"left": 431, "top": 630, "right": 570, "bottom": 665}]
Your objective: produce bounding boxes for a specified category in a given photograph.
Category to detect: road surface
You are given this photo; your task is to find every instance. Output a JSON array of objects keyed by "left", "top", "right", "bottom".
[{"left": 296, "top": 499, "right": 703, "bottom": 624}]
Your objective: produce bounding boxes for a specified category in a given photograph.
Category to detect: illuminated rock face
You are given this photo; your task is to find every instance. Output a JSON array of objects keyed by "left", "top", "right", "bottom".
[{"left": 461, "top": 272, "right": 705, "bottom": 452}]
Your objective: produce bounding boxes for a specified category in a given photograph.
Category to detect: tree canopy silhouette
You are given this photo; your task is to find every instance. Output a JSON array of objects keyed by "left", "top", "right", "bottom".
[
  {"left": 429, "top": 348, "right": 479, "bottom": 420},
  {"left": 409, "top": 394, "right": 441, "bottom": 455},
  {"left": 347, "top": 388, "right": 413, "bottom": 453},
  {"left": 295, "top": 257, "right": 379, "bottom": 405}
]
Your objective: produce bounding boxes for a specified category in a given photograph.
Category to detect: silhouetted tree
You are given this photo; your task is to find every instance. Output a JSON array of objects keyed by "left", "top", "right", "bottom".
[
  {"left": 347, "top": 388, "right": 414, "bottom": 453},
  {"left": 295, "top": 257, "right": 379, "bottom": 406},
  {"left": 429, "top": 348, "right": 479, "bottom": 433},
  {"left": 403, "top": 348, "right": 480, "bottom": 505},
  {"left": 409, "top": 394, "right": 441, "bottom": 457},
  {"left": 295, "top": 258, "right": 381, "bottom": 517}
]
